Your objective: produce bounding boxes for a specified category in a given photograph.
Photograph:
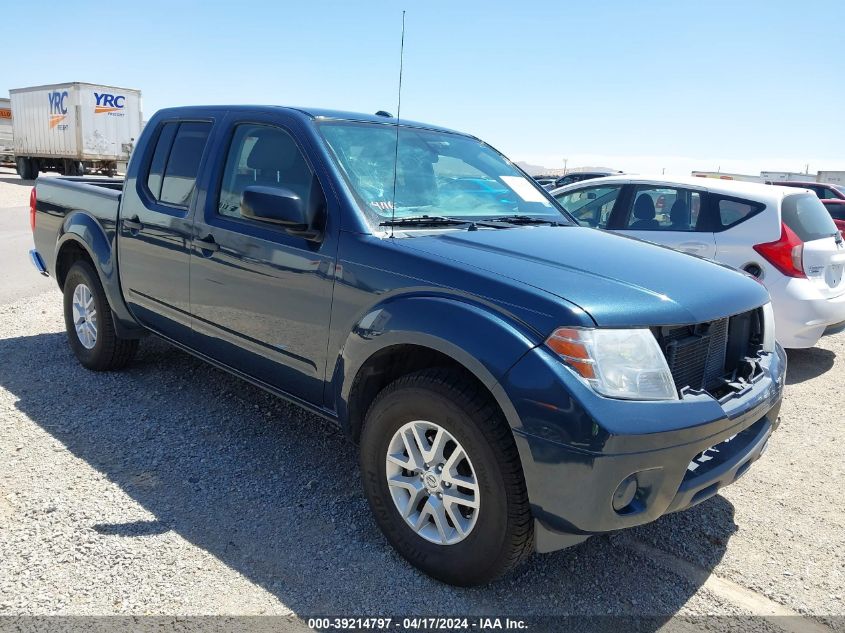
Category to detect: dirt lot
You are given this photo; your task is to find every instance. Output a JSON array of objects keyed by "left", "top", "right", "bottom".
[{"left": 0, "top": 171, "right": 843, "bottom": 631}]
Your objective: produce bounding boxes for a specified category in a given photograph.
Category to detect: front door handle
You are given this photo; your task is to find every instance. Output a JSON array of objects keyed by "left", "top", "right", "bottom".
[
  {"left": 193, "top": 235, "right": 220, "bottom": 253},
  {"left": 123, "top": 217, "right": 143, "bottom": 232}
]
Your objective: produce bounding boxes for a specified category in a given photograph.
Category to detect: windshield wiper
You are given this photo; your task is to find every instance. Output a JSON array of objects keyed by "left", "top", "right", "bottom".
[
  {"left": 379, "top": 215, "right": 471, "bottom": 228},
  {"left": 482, "top": 215, "right": 562, "bottom": 226}
]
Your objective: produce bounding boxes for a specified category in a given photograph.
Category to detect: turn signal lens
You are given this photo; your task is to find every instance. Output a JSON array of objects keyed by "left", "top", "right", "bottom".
[
  {"left": 546, "top": 328, "right": 596, "bottom": 378},
  {"left": 545, "top": 327, "right": 678, "bottom": 401}
]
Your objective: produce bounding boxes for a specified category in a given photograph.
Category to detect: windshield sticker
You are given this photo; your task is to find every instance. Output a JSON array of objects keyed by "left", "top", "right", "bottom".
[
  {"left": 500, "top": 176, "right": 550, "bottom": 204},
  {"left": 371, "top": 201, "right": 394, "bottom": 211}
]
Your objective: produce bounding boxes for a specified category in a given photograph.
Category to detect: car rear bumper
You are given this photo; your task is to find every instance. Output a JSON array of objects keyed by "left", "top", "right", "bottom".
[
  {"left": 770, "top": 278, "right": 845, "bottom": 348},
  {"left": 497, "top": 343, "right": 786, "bottom": 553}
]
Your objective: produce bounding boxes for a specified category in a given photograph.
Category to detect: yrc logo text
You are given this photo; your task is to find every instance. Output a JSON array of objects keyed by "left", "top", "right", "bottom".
[
  {"left": 48, "top": 91, "right": 69, "bottom": 129},
  {"left": 94, "top": 93, "right": 126, "bottom": 116}
]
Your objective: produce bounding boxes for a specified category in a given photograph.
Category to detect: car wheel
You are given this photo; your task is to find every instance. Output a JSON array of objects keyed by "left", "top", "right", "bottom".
[
  {"left": 63, "top": 260, "right": 138, "bottom": 371},
  {"left": 360, "top": 368, "right": 534, "bottom": 586}
]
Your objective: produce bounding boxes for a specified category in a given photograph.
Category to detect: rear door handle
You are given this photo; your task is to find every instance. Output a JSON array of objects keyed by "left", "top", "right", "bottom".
[
  {"left": 679, "top": 241, "right": 708, "bottom": 253},
  {"left": 193, "top": 235, "right": 220, "bottom": 253},
  {"left": 123, "top": 217, "right": 143, "bottom": 232}
]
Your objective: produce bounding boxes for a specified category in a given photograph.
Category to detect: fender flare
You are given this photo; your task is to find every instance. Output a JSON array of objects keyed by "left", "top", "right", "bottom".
[
  {"left": 56, "top": 212, "right": 142, "bottom": 337},
  {"left": 331, "top": 294, "right": 540, "bottom": 435}
]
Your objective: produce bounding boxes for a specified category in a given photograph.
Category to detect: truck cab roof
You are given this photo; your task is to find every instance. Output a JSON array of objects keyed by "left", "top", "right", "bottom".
[{"left": 152, "top": 105, "right": 468, "bottom": 136}]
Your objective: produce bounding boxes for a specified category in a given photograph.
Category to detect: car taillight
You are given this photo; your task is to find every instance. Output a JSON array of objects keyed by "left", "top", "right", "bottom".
[
  {"left": 29, "top": 187, "right": 36, "bottom": 232},
  {"left": 753, "top": 222, "right": 804, "bottom": 278}
]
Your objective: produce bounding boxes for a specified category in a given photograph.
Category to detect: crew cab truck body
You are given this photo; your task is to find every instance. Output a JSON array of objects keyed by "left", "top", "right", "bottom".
[{"left": 30, "top": 106, "right": 785, "bottom": 586}]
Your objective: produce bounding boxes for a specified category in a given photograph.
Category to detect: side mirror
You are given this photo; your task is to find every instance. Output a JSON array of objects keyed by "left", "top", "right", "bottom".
[
  {"left": 587, "top": 192, "right": 597, "bottom": 200},
  {"left": 240, "top": 186, "right": 320, "bottom": 240}
]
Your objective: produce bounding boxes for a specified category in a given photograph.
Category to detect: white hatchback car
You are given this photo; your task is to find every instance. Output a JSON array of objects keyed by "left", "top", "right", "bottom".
[{"left": 551, "top": 175, "right": 845, "bottom": 348}]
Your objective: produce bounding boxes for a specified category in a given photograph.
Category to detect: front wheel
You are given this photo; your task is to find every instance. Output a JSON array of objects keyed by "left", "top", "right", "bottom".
[
  {"left": 63, "top": 260, "right": 138, "bottom": 371},
  {"left": 360, "top": 369, "right": 534, "bottom": 586}
]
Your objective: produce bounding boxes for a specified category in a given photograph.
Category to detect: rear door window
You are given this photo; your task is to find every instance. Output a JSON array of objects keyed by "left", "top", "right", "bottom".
[
  {"left": 622, "top": 186, "right": 703, "bottom": 231},
  {"left": 159, "top": 122, "right": 212, "bottom": 207},
  {"left": 553, "top": 185, "right": 621, "bottom": 228},
  {"left": 782, "top": 193, "right": 839, "bottom": 241},
  {"left": 146, "top": 123, "right": 178, "bottom": 199}
]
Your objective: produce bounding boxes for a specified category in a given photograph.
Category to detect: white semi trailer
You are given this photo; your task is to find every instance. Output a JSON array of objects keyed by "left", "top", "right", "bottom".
[
  {"left": 10, "top": 82, "right": 142, "bottom": 178},
  {"left": 0, "top": 98, "right": 12, "bottom": 164}
]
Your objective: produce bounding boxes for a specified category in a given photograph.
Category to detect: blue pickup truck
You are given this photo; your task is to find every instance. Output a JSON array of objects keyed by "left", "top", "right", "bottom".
[{"left": 29, "top": 106, "right": 785, "bottom": 586}]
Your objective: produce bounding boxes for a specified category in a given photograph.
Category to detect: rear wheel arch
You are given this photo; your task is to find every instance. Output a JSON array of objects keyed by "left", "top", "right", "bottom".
[
  {"left": 55, "top": 230, "right": 142, "bottom": 338},
  {"left": 56, "top": 238, "right": 96, "bottom": 291}
]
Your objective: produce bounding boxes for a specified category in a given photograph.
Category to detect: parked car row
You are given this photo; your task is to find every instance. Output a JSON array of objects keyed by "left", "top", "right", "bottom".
[
  {"left": 552, "top": 176, "right": 845, "bottom": 348},
  {"left": 29, "top": 106, "right": 785, "bottom": 586}
]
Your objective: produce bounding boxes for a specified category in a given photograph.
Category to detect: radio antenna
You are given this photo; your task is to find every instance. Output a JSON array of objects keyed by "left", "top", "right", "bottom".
[{"left": 389, "top": 10, "right": 406, "bottom": 238}]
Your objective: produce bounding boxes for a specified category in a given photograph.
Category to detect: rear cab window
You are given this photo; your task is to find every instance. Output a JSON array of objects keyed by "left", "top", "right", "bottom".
[{"left": 782, "top": 193, "right": 839, "bottom": 242}]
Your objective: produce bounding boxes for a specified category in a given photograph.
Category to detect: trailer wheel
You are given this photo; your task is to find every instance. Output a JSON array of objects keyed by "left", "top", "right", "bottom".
[
  {"left": 62, "top": 159, "right": 83, "bottom": 176},
  {"left": 15, "top": 157, "right": 35, "bottom": 180}
]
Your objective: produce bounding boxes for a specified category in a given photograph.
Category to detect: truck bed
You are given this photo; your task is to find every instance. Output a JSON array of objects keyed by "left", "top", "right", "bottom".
[{"left": 32, "top": 176, "right": 125, "bottom": 281}]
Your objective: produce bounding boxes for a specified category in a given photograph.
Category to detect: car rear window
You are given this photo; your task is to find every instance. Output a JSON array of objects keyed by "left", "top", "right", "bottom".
[{"left": 782, "top": 193, "right": 839, "bottom": 242}]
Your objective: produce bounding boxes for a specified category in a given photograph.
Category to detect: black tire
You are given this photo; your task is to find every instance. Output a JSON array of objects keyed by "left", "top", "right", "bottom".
[
  {"left": 62, "top": 160, "right": 83, "bottom": 176},
  {"left": 15, "top": 157, "right": 34, "bottom": 180},
  {"left": 63, "top": 260, "right": 138, "bottom": 371},
  {"left": 360, "top": 368, "right": 534, "bottom": 586}
]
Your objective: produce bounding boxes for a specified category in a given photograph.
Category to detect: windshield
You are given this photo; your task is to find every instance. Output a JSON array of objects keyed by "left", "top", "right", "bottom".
[
  {"left": 318, "top": 121, "right": 571, "bottom": 224},
  {"left": 833, "top": 184, "right": 845, "bottom": 196}
]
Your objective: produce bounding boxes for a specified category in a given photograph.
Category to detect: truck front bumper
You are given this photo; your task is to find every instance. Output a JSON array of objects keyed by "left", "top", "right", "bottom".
[{"left": 497, "top": 344, "right": 786, "bottom": 553}]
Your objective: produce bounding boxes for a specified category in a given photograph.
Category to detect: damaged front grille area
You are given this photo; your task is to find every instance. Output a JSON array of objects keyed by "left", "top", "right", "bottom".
[{"left": 654, "top": 308, "right": 765, "bottom": 398}]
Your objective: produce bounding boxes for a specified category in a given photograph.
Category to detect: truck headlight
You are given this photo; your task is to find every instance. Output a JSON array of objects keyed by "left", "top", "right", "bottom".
[
  {"left": 761, "top": 302, "right": 775, "bottom": 353},
  {"left": 546, "top": 327, "right": 678, "bottom": 401}
]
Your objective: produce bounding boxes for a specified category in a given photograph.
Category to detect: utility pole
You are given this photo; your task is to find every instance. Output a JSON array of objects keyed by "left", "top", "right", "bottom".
[{"left": 562, "top": 158, "right": 568, "bottom": 175}]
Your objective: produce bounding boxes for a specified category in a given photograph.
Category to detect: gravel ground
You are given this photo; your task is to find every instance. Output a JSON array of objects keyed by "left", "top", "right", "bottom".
[{"left": 0, "top": 171, "right": 843, "bottom": 630}]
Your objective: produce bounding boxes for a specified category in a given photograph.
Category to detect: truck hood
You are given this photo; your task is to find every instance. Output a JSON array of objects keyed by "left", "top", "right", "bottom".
[{"left": 400, "top": 226, "right": 770, "bottom": 327}]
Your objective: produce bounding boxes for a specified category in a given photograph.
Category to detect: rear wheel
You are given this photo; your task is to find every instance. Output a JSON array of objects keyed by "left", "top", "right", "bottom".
[
  {"left": 63, "top": 260, "right": 138, "bottom": 371},
  {"left": 359, "top": 369, "right": 534, "bottom": 586}
]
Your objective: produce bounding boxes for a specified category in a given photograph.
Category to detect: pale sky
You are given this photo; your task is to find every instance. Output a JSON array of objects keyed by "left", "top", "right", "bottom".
[{"left": 4, "top": 0, "right": 843, "bottom": 177}]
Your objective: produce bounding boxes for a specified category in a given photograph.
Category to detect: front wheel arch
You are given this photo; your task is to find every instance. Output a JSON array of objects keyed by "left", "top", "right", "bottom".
[{"left": 333, "top": 295, "right": 540, "bottom": 441}]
